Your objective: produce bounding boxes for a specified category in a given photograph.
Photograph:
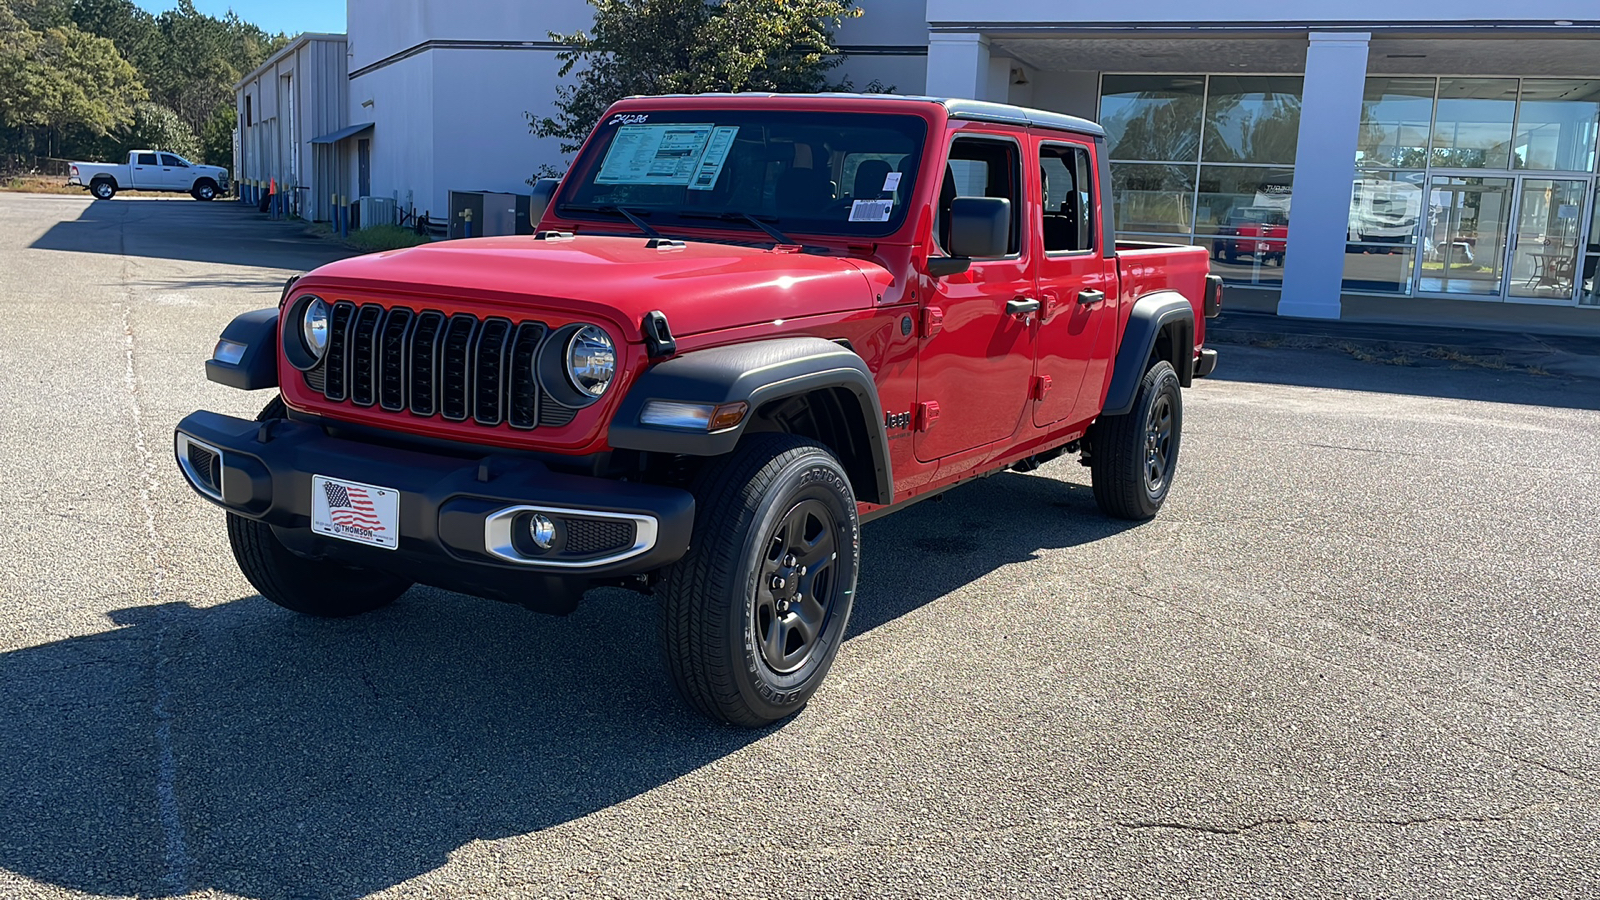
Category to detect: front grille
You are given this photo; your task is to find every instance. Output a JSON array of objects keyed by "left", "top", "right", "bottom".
[
  {"left": 309, "top": 303, "right": 568, "bottom": 431},
  {"left": 563, "top": 518, "right": 635, "bottom": 555}
]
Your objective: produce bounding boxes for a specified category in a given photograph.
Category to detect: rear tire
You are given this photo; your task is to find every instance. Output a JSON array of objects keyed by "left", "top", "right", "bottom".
[
  {"left": 658, "top": 433, "right": 860, "bottom": 727},
  {"left": 1088, "top": 360, "right": 1183, "bottom": 521},
  {"left": 90, "top": 179, "right": 116, "bottom": 200},
  {"left": 191, "top": 179, "right": 217, "bottom": 201},
  {"left": 226, "top": 396, "right": 411, "bottom": 617}
]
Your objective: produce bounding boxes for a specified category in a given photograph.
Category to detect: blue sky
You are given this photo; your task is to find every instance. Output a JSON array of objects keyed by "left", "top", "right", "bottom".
[{"left": 133, "top": 0, "right": 346, "bottom": 37}]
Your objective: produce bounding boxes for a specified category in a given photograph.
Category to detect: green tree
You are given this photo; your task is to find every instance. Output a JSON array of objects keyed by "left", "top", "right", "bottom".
[
  {"left": 0, "top": 4, "right": 144, "bottom": 157},
  {"left": 531, "top": 0, "right": 862, "bottom": 154},
  {"left": 198, "top": 101, "right": 234, "bottom": 165},
  {"left": 124, "top": 100, "right": 199, "bottom": 158}
]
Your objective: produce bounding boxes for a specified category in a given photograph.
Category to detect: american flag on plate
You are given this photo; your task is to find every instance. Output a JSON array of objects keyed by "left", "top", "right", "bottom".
[{"left": 323, "top": 481, "right": 385, "bottom": 531}]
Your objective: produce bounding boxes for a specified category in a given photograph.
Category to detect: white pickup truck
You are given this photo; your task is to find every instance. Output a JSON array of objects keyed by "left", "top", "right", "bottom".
[{"left": 67, "top": 150, "right": 230, "bottom": 201}]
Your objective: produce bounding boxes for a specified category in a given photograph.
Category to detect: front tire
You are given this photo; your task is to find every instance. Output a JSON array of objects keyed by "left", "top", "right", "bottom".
[
  {"left": 1088, "top": 360, "right": 1183, "bottom": 521},
  {"left": 658, "top": 434, "right": 860, "bottom": 727},
  {"left": 90, "top": 179, "right": 116, "bottom": 200},
  {"left": 191, "top": 179, "right": 217, "bottom": 201},
  {"left": 226, "top": 397, "right": 412, "bottom": 616}
]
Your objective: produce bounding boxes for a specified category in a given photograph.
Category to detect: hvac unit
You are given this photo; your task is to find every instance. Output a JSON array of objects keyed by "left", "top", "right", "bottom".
[{"left": 356, "top": 195, "right": 397, "bottom": 229}]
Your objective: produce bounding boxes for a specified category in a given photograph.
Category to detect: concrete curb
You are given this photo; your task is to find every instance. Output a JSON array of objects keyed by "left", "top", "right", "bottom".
[{"left": 1206, "top": 313, "right": 1600, "bottom": 381}]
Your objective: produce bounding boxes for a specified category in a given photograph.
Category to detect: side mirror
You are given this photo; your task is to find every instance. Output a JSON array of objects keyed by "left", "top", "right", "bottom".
[
  {"left": 528, "top": 177, "right": 561, "bottom": 225},
  {"left": 949, "top": 196, "right": 1011, "bottom": 259}
]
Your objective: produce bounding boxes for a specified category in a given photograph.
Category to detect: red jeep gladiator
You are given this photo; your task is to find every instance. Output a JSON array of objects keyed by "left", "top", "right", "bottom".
[{"left": 176, "top": 93, "right": 1220, "bottom": 726}]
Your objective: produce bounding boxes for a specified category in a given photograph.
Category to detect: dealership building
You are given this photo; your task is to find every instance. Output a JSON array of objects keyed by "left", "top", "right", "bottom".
[{"left": 235, "top": 1, "right": 1600, "bottom": 328}]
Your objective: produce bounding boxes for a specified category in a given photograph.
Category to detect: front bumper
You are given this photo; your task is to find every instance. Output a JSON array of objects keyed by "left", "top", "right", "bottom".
[{"left": 174, "top": 410, "right": 694, "bottom": 611}]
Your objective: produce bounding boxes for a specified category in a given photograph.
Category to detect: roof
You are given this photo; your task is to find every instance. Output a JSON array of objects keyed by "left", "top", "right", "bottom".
[
  {"left": 618, "top": 92, "right": 1105, "bottom": 138},
  {"left": 310, "top": 122, "right": 374, "bottom": 144},
  {"left": 234, "top": 32, "right": 347, "bottom": 90}
]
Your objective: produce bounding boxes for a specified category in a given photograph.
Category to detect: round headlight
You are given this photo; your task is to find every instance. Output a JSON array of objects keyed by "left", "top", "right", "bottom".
[
  {"left": 565, "top": 325, "right": 615, "bottom": 398},
  {"left": 301, "top": 297, "right": 330, "bottom": 360}
]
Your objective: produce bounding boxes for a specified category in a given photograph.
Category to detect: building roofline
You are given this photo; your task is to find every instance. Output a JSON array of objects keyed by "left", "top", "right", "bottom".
[{"left": 235, "top": 32, "right": 348, "bottom": 90}]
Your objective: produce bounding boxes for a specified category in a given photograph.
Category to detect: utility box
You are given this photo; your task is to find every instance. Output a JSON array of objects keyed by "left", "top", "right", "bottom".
[{"left": 449, "top": 191, "right": 536, "bottom": 239}]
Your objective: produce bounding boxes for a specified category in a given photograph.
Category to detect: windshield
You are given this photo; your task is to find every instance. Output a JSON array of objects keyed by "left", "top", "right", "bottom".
[{"left": 557, "top": 110, "right": 928, "bottom": 239}]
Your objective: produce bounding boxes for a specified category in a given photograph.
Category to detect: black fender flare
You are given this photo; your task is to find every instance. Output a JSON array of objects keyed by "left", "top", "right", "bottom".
[
  {"left": 1101, "top": 291, "right": 1195, "bottom": 417},
  {"left": 609, "top": 337, "right": 893, "bottom": 504},
  {"left": 205, "top": 308, "right": 279, "bottom": 390}
]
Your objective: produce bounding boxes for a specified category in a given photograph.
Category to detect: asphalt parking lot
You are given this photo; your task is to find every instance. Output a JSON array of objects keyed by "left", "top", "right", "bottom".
[{"left": 1, "top": 192, "right": 1597, "bottom": 899}]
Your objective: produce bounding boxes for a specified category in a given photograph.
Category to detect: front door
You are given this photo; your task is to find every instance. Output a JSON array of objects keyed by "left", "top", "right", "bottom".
[
  {"left": 1415, "top": 175, "right": 1513, "bottom": 297},
  {"left": 159, "top": 154, "right": 190, "bottom": 190},
  {"left": 915, "top": 131, "right": 1036, "bottom": 463},
  {"left": 1031, "top": 136, "right": 1118, "bottom": 429},
  {"left": 1506, "top": 178, "right": 1588, "bottom": 302}
]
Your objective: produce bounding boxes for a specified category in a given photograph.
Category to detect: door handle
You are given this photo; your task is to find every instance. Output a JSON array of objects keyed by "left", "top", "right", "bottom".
[
  {"left": 1007, "top": 297, "right": 1040, "bottom": 316},
  {"left": 1078, "top": 290, "right": 1106, "bottom": 306}
]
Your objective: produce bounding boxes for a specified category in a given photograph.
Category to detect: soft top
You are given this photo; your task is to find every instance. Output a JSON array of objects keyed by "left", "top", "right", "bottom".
[{"left": 616, "top": 92, "right": 1105, "bottom": 139}]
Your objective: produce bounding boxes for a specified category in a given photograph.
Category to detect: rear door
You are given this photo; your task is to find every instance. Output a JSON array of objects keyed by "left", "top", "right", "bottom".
[
  {"left": 1030, "top": 135, "right": 1118, "bottom": 428},
  {"left": 129, "top": 152, "right": 159, "bottom": 188},
  {"left": 915, "top": 129, "right": 1037, "bottom": 462}
]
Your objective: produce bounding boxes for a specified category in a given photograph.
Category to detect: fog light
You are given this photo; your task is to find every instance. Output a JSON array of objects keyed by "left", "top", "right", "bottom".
[
  {"left": 213, "top": 339, "right": 247, "bottom": 365},
  {"left": 528, "top": 513, "right": 556, "bottom": 549}
]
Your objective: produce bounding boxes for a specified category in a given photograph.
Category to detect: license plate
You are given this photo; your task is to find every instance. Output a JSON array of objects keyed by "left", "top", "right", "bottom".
[{"left": 310, "top": 475, "right": 399, "bottom": 549}]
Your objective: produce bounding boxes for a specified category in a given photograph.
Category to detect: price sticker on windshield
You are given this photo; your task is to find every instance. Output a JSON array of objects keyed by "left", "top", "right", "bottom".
[{"left": 849, "top": 199, "right": 894, "bottom": 222}]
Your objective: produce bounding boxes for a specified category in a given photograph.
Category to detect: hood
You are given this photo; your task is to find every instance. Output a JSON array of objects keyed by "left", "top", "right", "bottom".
[{"left": 298, "top": 235, "right": 886, "bottom": 340}]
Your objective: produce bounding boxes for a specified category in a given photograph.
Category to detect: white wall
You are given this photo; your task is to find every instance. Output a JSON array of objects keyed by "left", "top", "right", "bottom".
[{"left": 350, "top": 51, "right": 436, "bottom": 219}]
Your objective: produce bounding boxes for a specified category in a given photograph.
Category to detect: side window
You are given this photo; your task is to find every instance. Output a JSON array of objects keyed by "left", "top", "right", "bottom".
[
  {"left": 136, "top": 153, "right": 157, "bottom": 166},
  {"left": 937, "top": 136, "right": 1022, "bottom": 256},
  {"left": 245, "top": 95, "right": 252, "bottom": 127},
  {"left": 160, "top": 154, "right": 187, "bottom": 167},
  {"left": 1039, "top": 143, "right": 1094, "bottom": 254}
]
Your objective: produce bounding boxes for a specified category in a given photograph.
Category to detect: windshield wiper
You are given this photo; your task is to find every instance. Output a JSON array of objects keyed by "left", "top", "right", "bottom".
[
  {"left": 680, "top": 211, "right": 797, "bottom": 246},
  {"left": 559, "top": 203, "right": 661, "bottom": 238}
]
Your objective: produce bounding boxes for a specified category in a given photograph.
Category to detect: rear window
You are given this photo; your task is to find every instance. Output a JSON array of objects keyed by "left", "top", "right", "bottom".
[{"left": 136, "top": 153, "right": 157, "bottom": 166}]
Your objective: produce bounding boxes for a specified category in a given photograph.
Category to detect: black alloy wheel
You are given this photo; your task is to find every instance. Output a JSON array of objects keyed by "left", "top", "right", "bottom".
[
  {"left": 753, "top": 498, "right": 841, "bottom": 676},
  {"left": 658, "top": 433, "right": 861, "bottom": 727},
  {"left": 1087, "top": 359, "right": 1183, "bottom": 521},
  {"left": 1143, "top": 390, "right": 1175, "bottom": 496}
]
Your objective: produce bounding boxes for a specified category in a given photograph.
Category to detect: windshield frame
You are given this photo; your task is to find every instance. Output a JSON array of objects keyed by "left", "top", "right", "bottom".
[{"left": 551, "top": 107, "right": 932, "bottom": 242}]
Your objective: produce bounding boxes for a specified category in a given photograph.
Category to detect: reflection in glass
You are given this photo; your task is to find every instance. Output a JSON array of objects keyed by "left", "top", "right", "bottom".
[
  {"left": 1514, "top": 80, "right": 1600, "bottom": 172},
  {"left": 1418, "top": 176, "right": 1513, "bottom": 295},
  {"left": 1109, "top": 163, "right": 1195, "bottom": 234},
  {"left": 1431, "top": 79, "right": 1517, "bottom": 169},
  {"left": 1357, "top": 77, "right": 1436, "bottom": 168},
  {"left": 1343, "top": 243, "right": 1418, "bottom": 293},
  {"left": 1507, "top": 179, "right": 1586, "bottom": 300},
  {"left": 1349, "top": 170, "right": 1425, "bottom": 245},
  {"left": 1195, "top": 165, "right": 1293, "bottom": 240},
  {"left": 1100, "top": 75, "right": 1205, "bottom": 162},
  {"left": 1200, "top": 234, "right": 1287, "bottom": 286},
  {"left": 1203, "top": 76, "right": 1303, "bottom": 164}
]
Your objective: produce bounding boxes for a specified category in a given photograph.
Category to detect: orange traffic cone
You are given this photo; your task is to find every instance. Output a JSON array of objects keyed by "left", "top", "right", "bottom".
[{"left": 268, "top": 177, "right": 276, "bottom": 195}]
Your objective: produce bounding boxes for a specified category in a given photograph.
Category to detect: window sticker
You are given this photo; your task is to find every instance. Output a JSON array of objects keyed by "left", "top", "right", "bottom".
[
  {"left": 687, "top": 126, "right": 740, "bottom": 191},
  {"left": 849, "top": 199, "right": 894, "bottom": 222},
  {"left": 882, "top": 171, "right": 902, "bottom": 192},
  {"left": 597, "top": 123, "right": 722, "bottom": 186}
]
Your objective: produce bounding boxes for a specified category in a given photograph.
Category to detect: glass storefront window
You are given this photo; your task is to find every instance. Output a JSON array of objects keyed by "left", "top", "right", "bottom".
[
  {"left": 1100, "top": 75, "right": 1205, "bottom": 162},
  {"left": 1357, "top": 77, "right": 1435, "bottom": 168},
  {"left": 1431, "top": 78, "right": 1518, "bottom": 169},
  {"left": 1203, "top": 76, "right": 1303, "bottom": 165},
  {"left": 1195, "top": 165, "right": 1293, "bottom": 235},
  {"left": 1342, "top": 244, "right": 1417, "bottom": 294},
  {"left": 1109, "top": 163, "right": 1195, "bottom": 234},
  {"left": 1581, "top": 185, "right": 1600, "bottom": 306},
  {"left": 1513, "top": 79, "right": 1600, "bottom": 172}
]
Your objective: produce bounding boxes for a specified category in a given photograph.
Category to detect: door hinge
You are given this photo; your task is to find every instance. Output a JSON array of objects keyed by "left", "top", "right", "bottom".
[
  {"left": 920, "top": 306, "right": 944, "bottom": 338},
  {"left": 916, "top": 400, "right": 941, "bottom": 432},
  {"left": 1032, "top": 375, "right": 1052, "bottom": 400}
]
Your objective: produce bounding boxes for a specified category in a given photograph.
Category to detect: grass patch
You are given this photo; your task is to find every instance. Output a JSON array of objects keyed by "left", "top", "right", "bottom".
[
  {"left": 2, "top": 175, "right": 186, "bottom": 197},
  {"left": 342, "top": 224, "right": 430, "bottom": 253}
]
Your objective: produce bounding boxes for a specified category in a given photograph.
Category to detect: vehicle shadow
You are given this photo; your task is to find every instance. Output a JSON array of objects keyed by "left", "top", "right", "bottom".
[
  {"left": 28, "top": 198, "right": 353, "bottom": 271},
  {"left": 0, "top": 467, "right": 1129, "bottom": 899}
]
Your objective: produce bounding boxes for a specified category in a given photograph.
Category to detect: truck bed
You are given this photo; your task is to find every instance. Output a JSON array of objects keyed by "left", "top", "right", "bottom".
[{"left": 1114, "top": 241, "right": 1213, "bottom": 352}]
